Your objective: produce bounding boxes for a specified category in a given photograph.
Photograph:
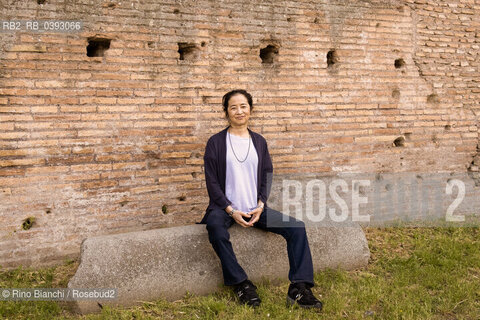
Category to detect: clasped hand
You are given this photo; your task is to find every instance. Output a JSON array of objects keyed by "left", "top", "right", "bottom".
[{"left": 231, "top": 207, "right": 263, "bottom": 228}]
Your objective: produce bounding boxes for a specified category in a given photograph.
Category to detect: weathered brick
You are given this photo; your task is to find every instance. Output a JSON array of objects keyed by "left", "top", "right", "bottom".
[
  {"left": 0, "top": 158, "right": 45, "bottom": 167},
  {"left": 81, "top": 180, "right": 118, "bottom": 189},
  {"left": 31, "top": 106, "right": 58, "bottom": 113},
  {"left": 7, "top": 44, "right": 47, "bottom": 52},
  {"left": 96, "top": 154, "right": 133, "bottom": 162},
  {"left": 0, "top": 123, "right": 14, "bottom": 130}
]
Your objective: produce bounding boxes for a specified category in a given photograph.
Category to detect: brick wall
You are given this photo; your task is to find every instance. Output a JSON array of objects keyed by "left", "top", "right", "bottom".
[{"left": 0, "top": 0, "right": 478, "bottom": 268}]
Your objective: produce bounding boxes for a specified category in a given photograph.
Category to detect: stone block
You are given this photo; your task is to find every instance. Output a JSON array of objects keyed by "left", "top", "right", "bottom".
[{"left": 67, "top": 222, "right": 370, "bottom": 314}]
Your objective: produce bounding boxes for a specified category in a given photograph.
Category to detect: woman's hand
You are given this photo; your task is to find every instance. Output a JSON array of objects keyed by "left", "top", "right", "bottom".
[
  {"left": 231, "top": 210, "right": 253, "bottom": 228},
  {"left": 246, "top": 206, "right": 263, "bottom": 226}
]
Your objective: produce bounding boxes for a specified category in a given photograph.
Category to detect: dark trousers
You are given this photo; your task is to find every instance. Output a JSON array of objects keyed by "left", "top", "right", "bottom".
[{"left": 204, "top": 206, "right": 315, "bottom": 287}]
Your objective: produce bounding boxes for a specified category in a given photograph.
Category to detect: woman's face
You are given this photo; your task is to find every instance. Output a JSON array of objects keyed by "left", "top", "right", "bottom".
[{"left": 226, "top": 94, "right": 251, "bottom": 127}]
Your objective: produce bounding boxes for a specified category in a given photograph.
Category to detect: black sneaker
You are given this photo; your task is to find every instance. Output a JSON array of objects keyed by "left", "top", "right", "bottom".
[
  {"left": 286, "top": 282, "right": 323, "bottom": 310},
  {"left": 233, "top": 279, "right": 261, "bottom": 307}
]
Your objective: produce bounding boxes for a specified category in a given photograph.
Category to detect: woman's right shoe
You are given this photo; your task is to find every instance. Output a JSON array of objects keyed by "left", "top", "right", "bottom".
[
  {"left": 286, "top": 282, "right": 323, "bottom": 310},
  {"left": 233, "top": 279, "right": 261, "bottom": 307}
]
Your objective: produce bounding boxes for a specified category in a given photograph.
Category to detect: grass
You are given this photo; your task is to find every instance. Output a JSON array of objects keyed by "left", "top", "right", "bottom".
[{"left": 1, "top": 226, "right": 479, "bottom": 319}]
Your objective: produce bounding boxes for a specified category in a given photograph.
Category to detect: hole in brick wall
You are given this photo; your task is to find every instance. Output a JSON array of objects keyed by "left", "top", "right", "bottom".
[
  {"left": 444, "top": 124, "right": 451, "bottom": 130},
  {"left": 287, "top": 17, "right": 292, "bottom": 22},
  {"left": 22, "top": 217, "right": 36, "bottom": 230},
  {"left": 427, "top": 93, "right": 440, "bottom": 104},
  {"left": 86, "top": 38, "right": 111, "bottom": 57},
  {"left": 391, "top": 88, "right": 400, "bottom": 99},
  {"left": 107, "top": 2, "right": 116, "bottom": 8},
  {"left": 201, "top": 41, "right": 206, "bottom": 47},
  {"left": 394, "top": 58, "right": 405, "bottom": 69},
  {"left": 178, "top": 42, "right": 198, "bottom": 60},
  {"left": 45, "top": 208, "right": 51, "bottom": 214},
  {"left": 393, "top": 136, "right": 405, "bottom": 147},
  {"left": 173, "top": 8, "right": 180, "bottom": 14},
  {"left": 162, "top": 204, "right": 168, "bottom": 214},
  {"left": 260, "top": 45, "right": 278, "bottom": 64},
  {"left": 147, "top": 41, "right": 154, "bottom": 48},
  {"left": 376, "top": 22, "right": 381, "bottom": 27},
  {"left": 178, "top": 193, "right": 187, "bottom": 201},
  {"left": 404, "top": 132, "right": 412, "bottom": 140},
  {"left": 314, "top": 17, "right": 319, "bottom": 23},
  {"left": 37, "top": 0, "right": 46, "bottom": 4},
  {"left": 327, "top": 50, "right": 339, "bottom": 67}
]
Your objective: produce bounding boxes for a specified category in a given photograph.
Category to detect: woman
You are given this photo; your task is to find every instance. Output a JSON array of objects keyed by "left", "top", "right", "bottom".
[{"left": 200, "top": 89, "right": 323, "bottom": 310}]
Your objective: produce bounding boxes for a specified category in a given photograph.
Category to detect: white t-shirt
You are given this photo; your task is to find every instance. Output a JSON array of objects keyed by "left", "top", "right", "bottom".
[{"left": 225, "top": 131, "right": 258, "bottom": 213}]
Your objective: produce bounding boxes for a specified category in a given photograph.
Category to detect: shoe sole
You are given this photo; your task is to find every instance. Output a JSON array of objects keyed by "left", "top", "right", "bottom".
[{"left": 286, "top": 295, "right": 323, "bottom": 310}]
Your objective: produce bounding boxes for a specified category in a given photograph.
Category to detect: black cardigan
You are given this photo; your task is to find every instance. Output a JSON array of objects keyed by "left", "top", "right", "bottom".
[{"left": 199, "top": 125, "right": 273, "bottom": 223}]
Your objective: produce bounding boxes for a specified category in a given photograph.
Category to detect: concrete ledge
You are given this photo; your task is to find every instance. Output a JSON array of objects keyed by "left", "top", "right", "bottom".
[{"left": 68, "top": 222, "right": 370, "bottom": 314}]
